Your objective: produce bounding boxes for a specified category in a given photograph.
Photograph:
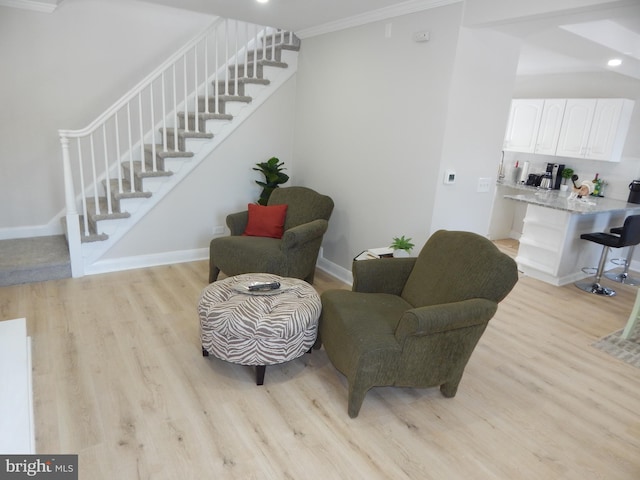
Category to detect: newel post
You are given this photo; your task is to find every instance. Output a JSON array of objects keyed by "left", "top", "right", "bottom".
[{"left": 60, "top": 134, "right": 84, "bottom": 278}]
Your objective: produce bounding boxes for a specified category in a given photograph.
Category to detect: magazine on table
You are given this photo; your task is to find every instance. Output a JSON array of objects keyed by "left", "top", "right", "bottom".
[{"left": 354, "top": 247, "right": 394, "bottom": 261}]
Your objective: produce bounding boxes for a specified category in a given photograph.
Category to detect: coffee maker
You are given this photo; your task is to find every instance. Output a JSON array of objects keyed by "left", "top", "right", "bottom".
[{"left": 546, "top": 163, "right": 565, "bottom": 190}]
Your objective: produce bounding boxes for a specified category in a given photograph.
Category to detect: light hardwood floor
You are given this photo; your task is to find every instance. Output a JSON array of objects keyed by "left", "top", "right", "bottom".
[{"left": 0, "top": 249, "right": 639, "bottom": 479}]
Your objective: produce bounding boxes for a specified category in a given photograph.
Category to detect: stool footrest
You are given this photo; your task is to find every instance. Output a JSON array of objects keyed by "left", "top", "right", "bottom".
[{"left": 575, "top": 281, "right": 616, "bottom": 296}]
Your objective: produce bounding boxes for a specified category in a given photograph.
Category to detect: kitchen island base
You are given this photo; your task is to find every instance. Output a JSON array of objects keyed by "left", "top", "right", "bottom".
[{"left": 515, "top": 203, "right": 628, "bottom": 286}]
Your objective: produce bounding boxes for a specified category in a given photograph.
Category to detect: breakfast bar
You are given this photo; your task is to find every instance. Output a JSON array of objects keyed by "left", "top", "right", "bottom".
[{"left": 503, "top": 190, "right": 640, "bottom": 286}]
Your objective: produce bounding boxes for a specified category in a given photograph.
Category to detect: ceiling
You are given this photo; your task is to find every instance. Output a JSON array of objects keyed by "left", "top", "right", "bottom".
[{"left": 136, "top": 0, "right": 640, "bottom": 80}]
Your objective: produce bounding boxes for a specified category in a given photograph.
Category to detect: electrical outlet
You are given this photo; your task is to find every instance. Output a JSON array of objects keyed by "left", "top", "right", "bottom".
[
  {"left": 212, "top": 226, "right": 224, "bottom": 235},
  {"left": 477, "top": 177, "right": 492, "bottom": 193}
]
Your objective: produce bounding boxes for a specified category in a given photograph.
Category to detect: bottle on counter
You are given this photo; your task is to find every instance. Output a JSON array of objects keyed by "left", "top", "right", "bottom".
[
  {"left": 512, "top": 161, "right": 521, "bottom": 184},
  {"left": 592, "top": 173, "right": 603, "bottom": 197}
]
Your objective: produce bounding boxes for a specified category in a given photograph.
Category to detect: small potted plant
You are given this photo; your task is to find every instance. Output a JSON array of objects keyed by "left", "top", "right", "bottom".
[
  {"left": 253, "top": 157, "right": 289, "bottom": 205},
  {"left": 560, "top": 168, "right": 574, "bottom": 191},
  {"left": 390, "top": 235, "right": 415, "bottom": 257}
]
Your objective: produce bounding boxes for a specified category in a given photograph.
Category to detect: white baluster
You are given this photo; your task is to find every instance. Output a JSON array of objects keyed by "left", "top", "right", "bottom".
[
  {"left": 89, "top": 133, "right": 100, "bottom": 215},
  {"left": 127, "top": 103, "right": 134, "bottom": 187},
  {"left": 194, "top": 44, "right": 199, "bottom": 133},
  {"left": 214, "top": 30, "right": 219, "bottom": 114},
  {"left": 138, "top": 93, "right": 145, "bottom": 173},
  {"left": 271, "top": 28, "right": 276, "bottom": 60},
  {"left": 253, "top": 25, "right": 258, "bottom": 79},
  {"left": 149, "top": 83, "right": 156, "bottom": 173},
  {"left": 234, "top": 20, "right": 239, "bottom": 95},
  {"left": 115, "top": 113, "right": 123, "bottom": 194},
  {"left": 183, "top": 53, "right": 188, "bottom": 135},
  {"left": 244, "top": 22, "right": 249, "bottom": 84},
  {"left": 102, "top": 124, "right": 113, "bottom": 214},
  {"left": 225, "top": 19, "right": 229, "bottom": 96},
  {"left": 161, "top": 72, "right": 167, "bottom": 152},
  {"left": 172, "top": 65, "right": 178, "bottom": 150},
  {"left": 204, "top": 38, "right": 209, "bottom": 114}
]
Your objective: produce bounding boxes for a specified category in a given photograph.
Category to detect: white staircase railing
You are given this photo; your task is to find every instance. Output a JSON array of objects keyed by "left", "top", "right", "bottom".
[{"left": 59, "top": 18, "right": 293, "bottom": 277}]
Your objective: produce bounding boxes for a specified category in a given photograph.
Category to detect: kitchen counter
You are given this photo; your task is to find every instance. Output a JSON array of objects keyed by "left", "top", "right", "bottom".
[
  {"left": 504, "top": 190, "right": 640, "bottom": 215},
  {"left": 502, "top": 188, "right": 640, "bottom": 286}
]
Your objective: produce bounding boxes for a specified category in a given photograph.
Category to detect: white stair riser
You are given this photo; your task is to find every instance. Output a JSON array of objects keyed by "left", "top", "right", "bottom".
[
  {"left": 117, "top": 197, "right": 148, "bottom": 213},
  {"left": 223, "top": 101, "right": 250, "bottom": 117},
  {"left": 205, "top": 119, "right": 233, "bottom": 135},
  {"left": 141, "top": 176, "right": 171, "bottom": 193}
]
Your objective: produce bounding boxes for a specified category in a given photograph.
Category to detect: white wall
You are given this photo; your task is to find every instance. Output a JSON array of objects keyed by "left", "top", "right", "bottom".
[
  {"left": 292, "top": 4, "right": 464, "bottom": 269},
  {"left": 0, "top": 0, "right": 213, "bottom": 236},
  {"left": 431, "top": 26, "right": 521, "bottom": 235}
]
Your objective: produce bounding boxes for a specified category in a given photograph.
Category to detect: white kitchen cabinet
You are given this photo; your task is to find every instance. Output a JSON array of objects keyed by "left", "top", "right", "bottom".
[
  {"left": 555, "top": 98, "right": 634, "bottom": 162},
  {"left": 535, "top": 99, "right": 566, "bottom": 155},
  {"left": 503, "top": 99, "right": 543, "bottom": 153},
  {"left": 586, "top": 99, "right": 635, "bottom": 161},
  {"left": 505, "top": 97, "right": 634, "bottom": 162},
  {"left": 555, "top": 99, "right": 596, "bottom": 159}
]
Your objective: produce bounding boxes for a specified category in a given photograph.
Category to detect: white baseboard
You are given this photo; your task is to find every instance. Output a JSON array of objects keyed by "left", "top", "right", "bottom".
[
  {"left": 0, "top": 215, "right": 64, "bottom": 240},
  {"left": 84, "top": 247, "right": 209, "bottom": 276},
  {"left": 316, "top": 248, "right": 353, "bottom": 286}
]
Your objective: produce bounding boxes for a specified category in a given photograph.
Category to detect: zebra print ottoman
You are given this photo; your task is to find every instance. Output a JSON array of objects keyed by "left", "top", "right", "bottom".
[{"left": 198, "top": 273, "right": 321, "bottom": 385}]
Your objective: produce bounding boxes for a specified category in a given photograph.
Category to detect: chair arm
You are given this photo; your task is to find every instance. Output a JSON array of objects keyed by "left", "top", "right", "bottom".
[
  {"left": 281, "top": 219, "right": 328, "bottom": 250},
  {"left": 395, "top": 298, "right": 498, "bottom": 343},
  {"left": 352, "top": 257, "right": 416, "bottom": 294},
  {"left": 226, "top": 211, "right": 249, "bottom": 236}
]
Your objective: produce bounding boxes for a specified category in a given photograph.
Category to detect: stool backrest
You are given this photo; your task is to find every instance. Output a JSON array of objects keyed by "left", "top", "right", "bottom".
[{"left": 620, "top": 214, "right": 640, "bottom": 247}]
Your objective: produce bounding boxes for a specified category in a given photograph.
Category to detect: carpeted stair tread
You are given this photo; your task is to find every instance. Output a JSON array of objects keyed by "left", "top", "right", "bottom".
[
  {"left": 212, "top": 78, "right": 269, "bottom": 97},
  {"left": 104, "top": 179, "right": 152, "bottom": 200},
  {"left": 201, "top": 94, "right": 252, "bottom": 104},
  {"left": 143, "top": 145, "right": 195, "bottom": 159},
  {"left": 123, "top": 160, "right": 174, "bottom": 178},
  {"left": 162, "top": 128, "right": 214, "bottom": 139},
  {"left": 61, "top": 216, "right": 109, "bottom": 244},
  {"left": 178, "top": 111, "right": 234, "bottom": 121},
  {"left": 144, "top": 144, "right": 193, "bottom": 159},
  {"left": 0, "top": 235, "right": 71, "bottom": 286},
  {"left": 85, "top": 197, "right": 130, "bottom": 221}
]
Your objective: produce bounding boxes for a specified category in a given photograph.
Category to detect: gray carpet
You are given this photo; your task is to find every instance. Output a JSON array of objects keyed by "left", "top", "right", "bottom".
[
  {"left": 592, "top": 327, "right": 640, "bottom": 368},
  {"left": 0, "top": 235, "right": 71, "bottom": 287}
]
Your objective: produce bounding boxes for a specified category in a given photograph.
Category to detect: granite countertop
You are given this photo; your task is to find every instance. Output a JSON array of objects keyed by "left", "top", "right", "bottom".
[{"left": 502, "top": 187, "right": 640, "bottom": 214}]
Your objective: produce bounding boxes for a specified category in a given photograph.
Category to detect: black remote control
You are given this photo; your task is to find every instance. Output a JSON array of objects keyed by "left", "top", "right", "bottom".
[{"left": 248, "top": 281, "right": 281, "bottom": 291}]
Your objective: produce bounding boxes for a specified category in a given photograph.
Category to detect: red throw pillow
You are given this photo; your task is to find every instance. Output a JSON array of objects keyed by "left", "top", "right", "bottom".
[{"left": 243, "top": 203, "right": 288, "bottom": 239}]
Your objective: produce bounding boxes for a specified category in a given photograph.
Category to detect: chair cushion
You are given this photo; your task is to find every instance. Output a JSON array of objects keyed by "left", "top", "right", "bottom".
[{"left": 243, "top": 203, "right": 288, "bottom": 239}]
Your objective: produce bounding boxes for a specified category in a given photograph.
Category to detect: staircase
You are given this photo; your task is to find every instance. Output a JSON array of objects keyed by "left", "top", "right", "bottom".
[{"left": 59, "top": 19, "right": 300, "bottom": 277}]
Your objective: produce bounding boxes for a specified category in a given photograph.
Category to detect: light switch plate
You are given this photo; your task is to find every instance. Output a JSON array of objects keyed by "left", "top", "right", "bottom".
[{"left": 477, "top": 177, "right": 492, "bottom": 193}]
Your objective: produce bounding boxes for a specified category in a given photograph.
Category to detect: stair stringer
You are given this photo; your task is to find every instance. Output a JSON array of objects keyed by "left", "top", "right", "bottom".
[{"left": 80, "top": 51, "right": 298, "bottom": 276}]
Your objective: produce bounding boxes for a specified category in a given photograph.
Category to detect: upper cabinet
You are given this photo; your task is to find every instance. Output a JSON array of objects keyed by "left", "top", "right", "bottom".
[
  {"left": 555, "top": 99, "right": 596, "bottom": 158},
  {"left": 504, "top": 98, "right": 634, "bottom": 162},
  {"left": 503, "top": 99, "right": 544, "bottom": 153},
  {"left": 535, "top": 99, "right": 566, "bottom": 156},
  {"left": 587, "top": 99, "right": 635, "bottom": 161}
]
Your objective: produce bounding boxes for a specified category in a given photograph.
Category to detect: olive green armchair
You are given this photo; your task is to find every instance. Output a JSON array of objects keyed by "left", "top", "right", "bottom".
[
  {"left": 317, "top": 230, "right": 518, "bottom": 418},
  {"left": 209, "top": 186, "right": 334, "bottom": 284}
]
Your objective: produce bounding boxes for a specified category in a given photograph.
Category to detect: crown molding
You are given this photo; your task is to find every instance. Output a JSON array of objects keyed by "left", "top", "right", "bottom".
[
  {"left": 0, "top": 0, "right": 58, "bottom": 13},
  {"left": 296, "top": 0, "right": 461, "bottom": 38}
]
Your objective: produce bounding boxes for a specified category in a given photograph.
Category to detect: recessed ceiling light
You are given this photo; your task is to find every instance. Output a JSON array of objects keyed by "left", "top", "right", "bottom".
[
  {"left": 607, "top": 58, "right": 623, "bottom": 67},
  {"left": 257, "top": 0, "right": 268, "bottom": 3}
]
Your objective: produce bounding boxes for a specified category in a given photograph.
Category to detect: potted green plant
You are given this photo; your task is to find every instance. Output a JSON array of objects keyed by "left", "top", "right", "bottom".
[
  {"left": 560, "top": 168, "right": 574, "bottom": 191},
  {"left": 253, "top": 157, "right": 289, "bottom": 205},
  {"left": 390, "top": 235, "right": 415, "bottom": 257}
]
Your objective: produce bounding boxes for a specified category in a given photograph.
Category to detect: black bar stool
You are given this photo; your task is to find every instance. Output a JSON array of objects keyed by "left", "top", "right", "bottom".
[
  {"left": 604, "top": 224, "right": 640, "bottom": 285},
  {"left": 575, "top": 214, "right": 640, "bottom": 296}
]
